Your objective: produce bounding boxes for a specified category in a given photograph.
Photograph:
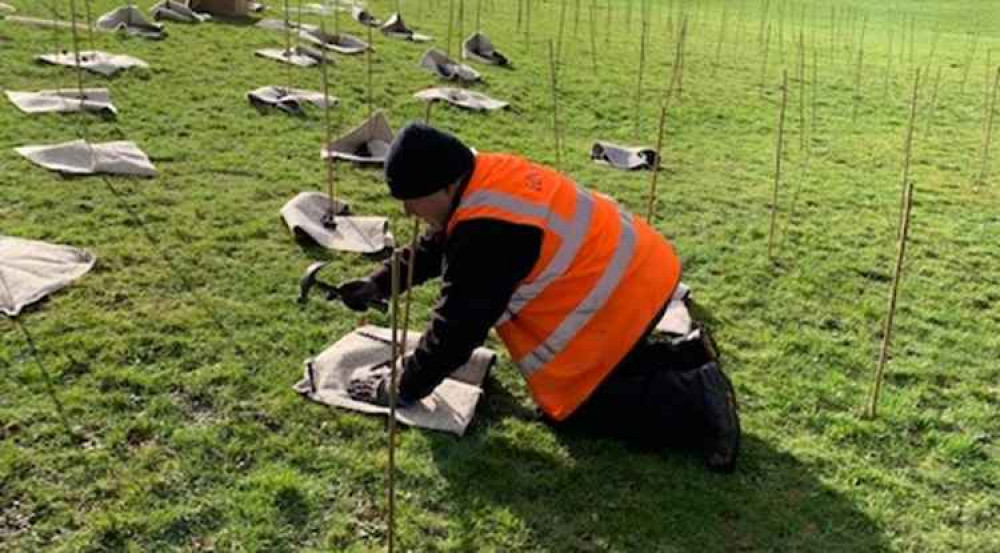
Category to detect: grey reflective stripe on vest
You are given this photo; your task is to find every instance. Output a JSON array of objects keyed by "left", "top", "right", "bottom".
[
  {"left": 460, "top": 190, "right": 574, "bottom": 235},
  {"left": 496, "top": 187, "right": 594, "bottom": 325},
  {"left": 517, "top": 207, "right": 637, "bottom": 377}
]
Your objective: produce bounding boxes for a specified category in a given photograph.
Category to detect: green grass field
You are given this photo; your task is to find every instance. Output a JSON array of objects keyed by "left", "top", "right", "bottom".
[{"left": 2, "top": 0, "right": 999, "bottom": 550}]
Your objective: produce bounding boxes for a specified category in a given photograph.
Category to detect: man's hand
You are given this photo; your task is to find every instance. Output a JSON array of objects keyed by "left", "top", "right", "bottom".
[
  {"left": 338, "top": 278, "right": 383, "bottom": 312},
  {"left": 347, "top": 362, "right": 410, "bottom": 407}
]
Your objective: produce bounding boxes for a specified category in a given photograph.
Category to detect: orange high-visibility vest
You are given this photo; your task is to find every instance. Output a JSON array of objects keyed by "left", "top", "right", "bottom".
[{"left": 447, "top": 153, "right": 682, "bottom": 420}]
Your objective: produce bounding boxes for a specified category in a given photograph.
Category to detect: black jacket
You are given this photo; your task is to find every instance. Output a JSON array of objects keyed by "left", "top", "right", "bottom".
[{"left": 371, "top": 220, "right": 543, "bottom": 403}]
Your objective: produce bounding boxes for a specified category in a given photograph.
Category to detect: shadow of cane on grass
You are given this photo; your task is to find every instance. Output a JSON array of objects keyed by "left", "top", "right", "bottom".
[{"left": 425, "top": 382, "right": 888, "bottom": 552}]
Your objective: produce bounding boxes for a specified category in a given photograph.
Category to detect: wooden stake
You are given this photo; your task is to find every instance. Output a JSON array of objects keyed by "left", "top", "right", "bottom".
[
  {"left": 865, "top": 70, "right": 920, "bottom": 419},
  {"left": 976, "top": 67, "right": 1000, "bottom": 186},
  {"left": 547, "top": 40, "right": 562, "bottom": 169},
  {"left": 768, "top": 70, "right": 789, "bottom": 261}
]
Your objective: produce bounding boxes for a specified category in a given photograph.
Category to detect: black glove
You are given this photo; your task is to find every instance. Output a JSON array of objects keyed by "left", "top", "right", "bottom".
[
  {"left": 338, "top": 278, "right": 383, "bottom": 312},
  {"left": 347, "top": 362, "right": 412, "bottom": 407}
]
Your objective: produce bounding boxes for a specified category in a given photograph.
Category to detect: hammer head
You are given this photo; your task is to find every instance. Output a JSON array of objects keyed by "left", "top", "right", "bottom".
[{"left": 298, "top": 261, "right": 330, "bottom": 304}]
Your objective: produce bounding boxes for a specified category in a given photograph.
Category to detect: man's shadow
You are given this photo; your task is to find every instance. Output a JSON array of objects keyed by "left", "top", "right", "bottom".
[{"left": 425, "top": 378, "right": 888, "bottom": 551}]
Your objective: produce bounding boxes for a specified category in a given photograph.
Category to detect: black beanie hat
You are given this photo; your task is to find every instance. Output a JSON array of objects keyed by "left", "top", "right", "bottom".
[{"left": 384, "top": 123, "right": 475, "bottom": 199}]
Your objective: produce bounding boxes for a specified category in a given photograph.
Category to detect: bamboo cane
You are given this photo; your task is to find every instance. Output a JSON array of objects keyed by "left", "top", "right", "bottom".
[
  {"left": 811, "top": 46, "right": 818, "bottom": 139},
  {"left": 400, "top": 219, "right": 420, "bottom": 375},
  {"left": 865, "top": 70, "right": 920, "bottom": 419},
  {"left": 557, "top": 0, "right": 567, "bottom": 63},
  {"left": 67, "top": 0, "right": 89, "bottom": 141},
  {"left": 798, "top": 30, "right": 806, "bottom": 152},
  {"left": 768, "top": 70, "right": 789, "bottom": 261},
  {"left": 984, "top": 51, "right": 994, "bottom": 135},
  {"left": 367, "top": 23, "right": 374, "bottom": 118},
  {"left": 387, "top": 252, "right": 401, "bottom": 553},
  {"left": 645, "top": 67, "right": 681, "bottom": 224},
  {"left": 548, "top": 40, "right": 562, "bottom": 169},
  {"left": 446, "top": 0, "right": 454, "bottom": 57},
  {"left": 777, "top": 0, "right": 785, "bottom": 64},
  {"left": 320, "top": 18, "right": 338, "bottom": 228},
  {"left": 633, "top": 5, "right": 648, "bottom": 138},
  {"left": 83, "top": 0, "right": 95, "bottom": 51},
  {"left": 588, "top": 0, "right": 597, "bottom": 73},
  {"left": 283, "top": 0, "right": 293, "bottom": 90}
]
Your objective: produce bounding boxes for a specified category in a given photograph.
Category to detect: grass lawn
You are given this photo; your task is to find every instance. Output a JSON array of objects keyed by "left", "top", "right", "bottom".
[{"left": 1, "top": 0, "right": 998, "bottom": 550}]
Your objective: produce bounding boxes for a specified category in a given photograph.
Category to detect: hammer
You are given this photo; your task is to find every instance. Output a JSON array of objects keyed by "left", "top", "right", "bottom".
[{"left": 297, "top": 261, "right": 388, "bottom": 313}]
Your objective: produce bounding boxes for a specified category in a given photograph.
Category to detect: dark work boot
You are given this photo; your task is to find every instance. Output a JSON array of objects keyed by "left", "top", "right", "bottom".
[{"left": 697, "top": 361, "right": 741, "bottom": 473}]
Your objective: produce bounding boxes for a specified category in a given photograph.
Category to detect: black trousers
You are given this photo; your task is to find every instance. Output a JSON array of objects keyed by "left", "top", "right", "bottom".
[{"left": 550, "top": 322, "right": 715, "bottom": 450}]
